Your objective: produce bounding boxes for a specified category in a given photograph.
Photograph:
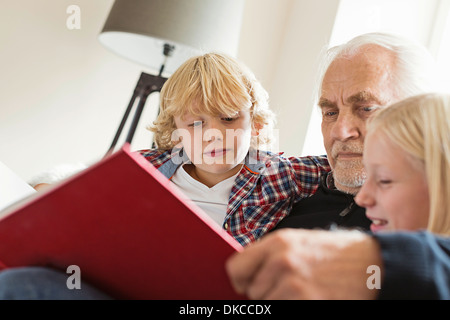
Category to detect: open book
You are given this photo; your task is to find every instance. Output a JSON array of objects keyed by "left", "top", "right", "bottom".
[
  {"left": 0, "top": 145, "right": 245, "bottom": 299},
  {"left": 0, "top": 161, "right": 36, "bottom": 212}
]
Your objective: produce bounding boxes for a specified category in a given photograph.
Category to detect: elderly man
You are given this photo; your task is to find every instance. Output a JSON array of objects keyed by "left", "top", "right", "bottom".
[
  {"left": 272, "top": 32, "right": 436, "bottom": 231},
  {"left": 226, "top": 32, "right": 446, "bottom": 300}
]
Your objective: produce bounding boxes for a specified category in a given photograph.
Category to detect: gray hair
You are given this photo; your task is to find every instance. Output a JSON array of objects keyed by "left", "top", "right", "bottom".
[{"left": 315, "top": 32, "right": 438, "bottom": 102}]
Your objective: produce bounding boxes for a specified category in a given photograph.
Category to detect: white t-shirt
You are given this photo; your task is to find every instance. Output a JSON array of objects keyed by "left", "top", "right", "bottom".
[{"left": 170, "top": 165, "right": 238, "bottom": 227}]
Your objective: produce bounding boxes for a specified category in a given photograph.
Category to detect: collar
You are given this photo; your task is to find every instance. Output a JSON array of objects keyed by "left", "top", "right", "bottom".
[
  {"left": 321, "top": 172, "right": 357, "bottom": 200},
  {"left": 158, "top": 148, "right": 189, "bottom": 179},
  {"left": 244, "top": 149, "right": 276, "bottom": 175},
  {"left": 157, "top": 148, "right": 276, "bottom": 179},
  {"left": 325, "top": 171, "right": 336, "bottom": 189},
  {"left": 321, "top": 171, "right": 341, "bottom": 194}
]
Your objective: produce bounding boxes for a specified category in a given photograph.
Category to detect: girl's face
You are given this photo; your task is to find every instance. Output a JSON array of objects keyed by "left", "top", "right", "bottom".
[
  {"left": 173, "top": 108, "right": 256, "bottom": 186},
  {"left": 355, "top": 132, "right": 430, "bottom": 233}
]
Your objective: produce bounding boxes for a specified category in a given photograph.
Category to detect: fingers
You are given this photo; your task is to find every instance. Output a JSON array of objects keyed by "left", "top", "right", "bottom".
[
  {"left": 263, "top": 276, "right": 306, "bottom": 300},
  {"left": 227, "top": 228, "right": 381, "bottom": 300},
  {"left": 225, "top": 238, "right": 268, "bottom": 295},
  {"left": 244, "top": 250, "right": 284, "bottom": 299},
  {"left": 226, "top": 229, "right": 299, "bottom": 298}
]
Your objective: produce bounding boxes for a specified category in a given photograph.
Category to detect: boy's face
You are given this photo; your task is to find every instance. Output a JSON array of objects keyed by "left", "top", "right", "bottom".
[{"left": 173, "top": 109, "right": 255, "bottom": 182}]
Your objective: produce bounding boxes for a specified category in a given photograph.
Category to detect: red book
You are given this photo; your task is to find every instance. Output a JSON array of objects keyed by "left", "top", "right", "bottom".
[{"left": 0, "top": 145, "right": 245, "bottom": 299}]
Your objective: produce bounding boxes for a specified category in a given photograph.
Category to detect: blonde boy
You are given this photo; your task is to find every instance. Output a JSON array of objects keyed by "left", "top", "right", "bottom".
[{"left": 140, "top": 53, "right": 330, "bottom": 246}]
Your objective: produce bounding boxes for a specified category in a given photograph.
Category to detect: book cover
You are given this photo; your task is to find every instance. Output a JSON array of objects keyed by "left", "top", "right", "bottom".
[{"left": 0, "top": 145, "right": 245, "bottom": 300}]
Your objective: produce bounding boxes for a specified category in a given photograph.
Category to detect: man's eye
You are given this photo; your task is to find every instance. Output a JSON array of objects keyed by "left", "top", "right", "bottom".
[
  {"left": 360, "top": 105, "right": 380, "bottom": 113},
  {"left": 323, "top": 111, "right": 338, "bottom": 117}
]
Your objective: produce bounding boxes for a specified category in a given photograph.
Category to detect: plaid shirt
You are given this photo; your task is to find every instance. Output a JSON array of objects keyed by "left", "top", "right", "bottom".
[{"left": 138, "top": 148, "right": 330, "bottom": 246}]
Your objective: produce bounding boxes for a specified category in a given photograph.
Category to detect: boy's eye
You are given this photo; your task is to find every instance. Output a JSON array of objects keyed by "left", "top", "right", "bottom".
[
  {"left": 189, "top": 120, "right": 203, "bottom": 127},
  {"left": 221, "top": 117, "right": 236, "bottom": 122}
]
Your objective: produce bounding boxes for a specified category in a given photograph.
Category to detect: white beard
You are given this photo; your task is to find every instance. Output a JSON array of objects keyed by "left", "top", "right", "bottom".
[{"left": 332, "top": 159, "right": 366, "bottom": 189}]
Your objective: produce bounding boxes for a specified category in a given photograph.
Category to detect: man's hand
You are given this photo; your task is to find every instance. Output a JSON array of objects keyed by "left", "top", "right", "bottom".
[{"left": 226, "top": 228, "right": 383, "bottom": 300}]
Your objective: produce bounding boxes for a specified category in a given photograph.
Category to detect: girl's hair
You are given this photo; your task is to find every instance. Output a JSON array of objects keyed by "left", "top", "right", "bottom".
[
  {"left": 314, "top": 32, "right": 438, "bottom": 102},
  {"left": 367, "top": 93, "right": 450, "bottom": 236},
  {"left": 148, "top": 52, "right": 275, "bottom": 150}
]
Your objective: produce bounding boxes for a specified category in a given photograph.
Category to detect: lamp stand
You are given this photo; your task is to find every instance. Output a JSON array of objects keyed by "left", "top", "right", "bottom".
[
  {"left": 104, "top": 72, "right": 167, "bottom": 158},
  {"left": 104, "top": 44, "right": 175, "bottom": 158}
]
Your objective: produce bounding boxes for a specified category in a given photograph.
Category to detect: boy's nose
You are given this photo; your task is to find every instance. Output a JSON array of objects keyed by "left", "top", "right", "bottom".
[{"left": 203, "top": 128, "right": 224, "bottom": 142}]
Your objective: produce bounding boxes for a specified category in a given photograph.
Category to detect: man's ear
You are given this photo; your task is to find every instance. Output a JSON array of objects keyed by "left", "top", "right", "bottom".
[{"left": 251, "top": 122, "right": 264, "bottom": 136}]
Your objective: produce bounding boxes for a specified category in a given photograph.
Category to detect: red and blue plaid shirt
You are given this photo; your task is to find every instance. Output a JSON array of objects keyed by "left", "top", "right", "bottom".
[{"left": 138, "top": 148, "right": 330, "bottom": 246}]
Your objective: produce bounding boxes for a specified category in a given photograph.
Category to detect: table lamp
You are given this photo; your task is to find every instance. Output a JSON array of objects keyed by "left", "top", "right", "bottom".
[{"left": 99, "top": 0, "right": 244, "bottom": 156}]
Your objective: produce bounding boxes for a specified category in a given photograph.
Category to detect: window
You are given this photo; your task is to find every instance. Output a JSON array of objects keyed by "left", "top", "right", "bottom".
[{"left": 301, "top": 0, "right": 449, "bottom": 156}]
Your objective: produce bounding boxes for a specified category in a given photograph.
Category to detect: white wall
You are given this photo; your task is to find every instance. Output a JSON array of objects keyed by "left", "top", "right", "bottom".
[
  {"left": 238, "top": 0, "right": 339, "bottom": 157},
  {"left": 0, "top": 0, "right": 145, "bottom": 181},
  {"left": 302, "top": 0, "right": 443, "bottom": 156},
  {"left": 0, "top": 0, "right": 341, "bottom": 181},
  {"left": 1, "top": 0, "right": 445, "bottom": 182}
]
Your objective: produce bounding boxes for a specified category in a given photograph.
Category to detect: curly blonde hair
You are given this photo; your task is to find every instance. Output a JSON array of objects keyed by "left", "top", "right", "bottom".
[{"left": 148, "top": 53, "right": 275, "bottom": 150}]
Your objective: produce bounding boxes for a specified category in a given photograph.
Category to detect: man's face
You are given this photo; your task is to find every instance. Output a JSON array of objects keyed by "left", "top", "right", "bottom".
[{"left": 320, "top": 45, "right": 399, "bottom": 194}]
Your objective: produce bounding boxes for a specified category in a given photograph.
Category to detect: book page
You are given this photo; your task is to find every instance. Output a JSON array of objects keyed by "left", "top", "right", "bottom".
[{"left": 0, "top": 161, "right": 36, "bottom": 212}]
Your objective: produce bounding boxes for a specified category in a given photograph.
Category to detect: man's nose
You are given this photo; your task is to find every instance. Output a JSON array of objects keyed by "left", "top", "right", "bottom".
[{"left": 330, "top": 112, "right": 361, "bottom": 142}]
